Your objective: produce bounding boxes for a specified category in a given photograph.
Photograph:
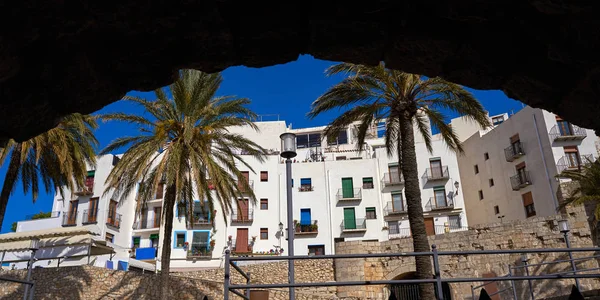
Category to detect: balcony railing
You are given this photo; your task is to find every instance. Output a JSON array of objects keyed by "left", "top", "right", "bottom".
[
  {"left": 106, "top": 212, "right": 121, "bottom": 229},
  {"left": 296, "top": 220, "right": 318, "bottom": 235},
  {"left": 336, "top": 188, "right": 362, "bottom": 201},
  {"left": 192, "top": 213, "right": 211, "bottom": 226},
  {"left": 549, "top": 124, "right": 587, "bottom": 142},
  {"left": 82, "top": 209, "right": 99, "bottom": 224},
  {"left": 236, "top": 179, "right": 254, "bottom": 193},
  {"left": 425, "top": 197, "right": 455, "bottom": 212},
  {"left": 384, "top": 201, "right": 407, "bottom": 216},
  {"left": 510, "top": 171, "right": 532, "bottom": 190},
  {"left": 298, "top": 185, "right": 314, "bottom": 192},
  {"left": 62, "top": 213, "right": 78, "bottom": 227},
  {"left": 230, "top": 239, "right": 253, "bottom": 254},
  {"left": 74, "top": 183, "right": 94, "bottom": 196},
  {"left": 504, "top": 141, "right": 525, "bottom": 162},
  {"left": 421, "top": 166, "right": 449, "bottom": 182},
  {"left": 340, "top": 218, "right": 367, "bottom": 232},
  {"left": 382, "top": 172, "right": 404, "bottom": 187},
  {"left": 133, "top": 218, "right": 160, "bottom": 230},
  {"left": 187, "top": 242, "right": 212, "bottom": 259},
  {"left": 231, "top": 209, "right": 254, "bottom": 223},
  {"left": 557, "top": 154, "right": 594, "bottom": 174}
]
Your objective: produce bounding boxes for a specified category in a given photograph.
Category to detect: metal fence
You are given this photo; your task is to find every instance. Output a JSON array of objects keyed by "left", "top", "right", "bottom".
[{"left": 223, "top": 245, "right": 600, "bottom": 300}]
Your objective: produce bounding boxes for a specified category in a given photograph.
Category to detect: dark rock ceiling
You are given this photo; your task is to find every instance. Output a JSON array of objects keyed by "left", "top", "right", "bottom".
[{"left": 1, "top": 1, "right": 600, "bottom": 142}]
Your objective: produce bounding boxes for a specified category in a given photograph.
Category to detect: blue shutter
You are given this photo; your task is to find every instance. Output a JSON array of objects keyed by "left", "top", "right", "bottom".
[
  {"left": 300, "top": 209, "right": 311, "bottom": 225},
  {"left": 300, "top": 178, "right": 311, "bottom": 186}
]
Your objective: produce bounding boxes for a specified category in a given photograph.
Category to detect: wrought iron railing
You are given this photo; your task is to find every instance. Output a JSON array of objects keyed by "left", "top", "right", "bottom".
[
  {"left": 425, "top": 197, "right": 454, "bottom": 211},
  {"left": 382, "top": 172, "right": 403, "bottom": 186},
  {"left": 229, "top": 239, "right": 253, "bottom": 254},
  {"left": 421, "top": 166, "right": 449, "bottom": 182},
  {"left": 296, "top": 220, "right": 318, "bottom": 234},
  {"left": 298, "top": 185, "right": 314, "bottom": 192},
  {"left": 549, "top": 124, "right": 587, "bottom": 141},
  {"left": 510, "top": 171, "right": 532, "bottom": 190},
  {"left": 231, "top": 209, "right": 254, "bottom": 222},
  {"left": 384, "top": 201, "right": 407, "bottom": 216},
  {"left": 504, "top": 141, "right": 525, "bottom": 162},
  {"left": 62, "top": 213, "right": 77, "bottom": 226},
  {"left": 556, "top": 154, "right": 594, "bottom": 174},
  {"left": 106, "top": 212, "right": 121, "bottom": 228},
  {"left": 340, "top": 218, "right": 367, "bottom": 231},
  {"left": 192, "top": 213, "right": 211, "bottom": 225},
  {"left": 187, "top": 241, "right": 212, "bottom": 258},
  {"left": 82, "top": 209, "right": 99, "bottom": 224},
  {"left": 133, "top": 217, "right": 160, "bottom": 230},
  {"left": 336, "top": 188, "right": 362, "bottom": 201}
]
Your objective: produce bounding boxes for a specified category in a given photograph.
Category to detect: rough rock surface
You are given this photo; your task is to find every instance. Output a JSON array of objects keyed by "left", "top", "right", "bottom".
[{"left": 2, "top": 1, "right": 600, "bottom": 141}]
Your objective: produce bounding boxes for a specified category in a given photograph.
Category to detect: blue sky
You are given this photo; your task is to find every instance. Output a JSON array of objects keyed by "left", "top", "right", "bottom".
[{"left": 0, "top": 55, "right": 523, "bottom": 232}]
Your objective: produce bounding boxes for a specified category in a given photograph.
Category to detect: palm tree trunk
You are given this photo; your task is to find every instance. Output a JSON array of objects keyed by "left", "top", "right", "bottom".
[
  {"left": 398, "top": 114, "right": 435, "bottom": 299},
  {"left": 159, "top": 184, "right": 176, "bottom": 299},
  {"left": 0, "top": 145, "right": 22, "bottom": 232}
]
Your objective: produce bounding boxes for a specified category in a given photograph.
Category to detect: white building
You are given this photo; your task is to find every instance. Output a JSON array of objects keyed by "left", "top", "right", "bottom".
[{"left": 457, "top": 106, "right": 598, "bottom": 225}]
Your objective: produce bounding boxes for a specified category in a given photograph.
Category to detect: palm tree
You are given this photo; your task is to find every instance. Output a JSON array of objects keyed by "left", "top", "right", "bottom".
[
  {"left": 308, "top": 62, "right": 490, "bottom": 299},
  {"left": 101, "top": 69, "right": 266, "bottom": 298},
  {"left": 0, "top": 113, "right": 98, "bottom": 231},
  {"left": 558, "top": 158, "right": 600, "bottom": 220}
]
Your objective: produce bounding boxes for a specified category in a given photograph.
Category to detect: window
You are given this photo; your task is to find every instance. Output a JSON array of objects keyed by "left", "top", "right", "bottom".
[
  {"left": 365, "top": 207, "right": 376, "bottom": 219},
  {"left": 391, "top": 192, "right": 404, "bottom": 212},
  {"left": 557, "top": 120, "right": 574, "bottom": 136},
  {"left": 105, "top": 233, "right": 114, "bottom": 243},
  {"left": 564, "top": 146, "right": 580, "bottom": 168},
  {"left": 429, "top": 158, "right": 443, "bottom": 177},
  {"left": 308, "top": 245, "right": 325, "bottom": 256},
  {"left": 362, "top": 177, "right": 374, "bottom": 189},
  {"left": 191, "top": 231, "right": 210, "bottom": 255},
  {"left": 191, "top": 201, "right": 210, "bottom": 223},
  {"left": 522, "top": 192, "right": 536, "bottom": 217},
  {"left": 260, "top": 171, "right": 268, "bottom": 182},
  {"left": 296, "top": 133, "right": 322, "bottom": 148},
  {"left": 492, "top": 116, "right": 505, "bottom": 126},
  {"left": 107, "top": 200, "right": 118, "bottom": 227},
  {"left": 433, "top": 186, "right": 447, "bottom": 208},
  {"left": 132, "top": 237, "right": 140, "bottom": 249},
  {"left": 175, "top": 232, "right": 186, "bottom": 248},
  {"left": 516, "top": 162, "right": 527, "bottom": 183},
  {"left": 484, "top": 152, "right": 489, "bottom": 160},
  {"left": 478, "top": 190, "right": 484, "bottom": 200},
  {"left": 510, "top": 134, "right": 521, "bottom": 155},
  {"left": 260, "top": 199, "right": 268, "bottom": 210},
  {"left": 494, "top": 205, "right": 500, "bottom": 215},
  {"left": 489, "top": 178, "right": 494, "bottom": 187},
  {"left": 85, "top": 170, "right": 95, "bottom": 193},
  {"left": 260, "top": 228, "right": 268, "bottom": 240},
  {"left": 155, "top": 182, "right": 164, "bottom": 199},
  {"left": 388, "top": 221, "right": 399, "bottom": 234},
  {"left": 327, "top": 130, "right": 348, "bottom": 145},
  {"left": 449, "top": 215, "right": 461, "bottom": 229},
  {"left": 300, "top": 178, "right": 312, "bottom": 191},
  {"left": 87, "top": 197, "right": 98, "bottom": 223},
  {"left": 474, "top": 164, "right": 479, "bottom": 174}
]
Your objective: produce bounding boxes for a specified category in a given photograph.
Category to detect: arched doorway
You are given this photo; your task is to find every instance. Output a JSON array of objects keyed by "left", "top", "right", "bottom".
[{"left": 388, "top": 272, "right": 452, "bottom": 300}]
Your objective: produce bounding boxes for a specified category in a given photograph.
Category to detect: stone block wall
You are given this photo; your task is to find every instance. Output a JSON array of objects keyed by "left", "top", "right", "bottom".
[{"left": 335, "top": 205, "right": 600, "bottom": 299}]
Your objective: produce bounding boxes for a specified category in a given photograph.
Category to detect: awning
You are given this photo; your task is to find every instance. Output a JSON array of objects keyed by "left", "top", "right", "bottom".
[
  {"left": 128, "top": 258, "right": 156, "bottom": 272},
  {"left": 0, "top": 226, "right": 98, "bottom": 243}
]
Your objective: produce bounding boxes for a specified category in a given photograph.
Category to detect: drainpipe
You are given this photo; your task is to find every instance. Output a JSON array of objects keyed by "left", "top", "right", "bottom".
[
  {"left": 324, "top": 165, "right": 334, "bottom": 253},
  {"left": 532, "top": 113, "right": 559, "bottom": 210},
  {"left": 374, "top": 148, "right": 386, "bottom": 240}
]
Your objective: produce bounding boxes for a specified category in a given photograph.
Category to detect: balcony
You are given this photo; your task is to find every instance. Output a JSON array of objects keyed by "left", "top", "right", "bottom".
[
  {"left": 82, "top": 209, "right": 98, "bottom": 224},
  {"left": 382, "top": 172, "right": 404, "bottom": 187},
  {"left": 106, "top": 212, "right": 121, "bottom": 229},
  {"left": 231, "top": 209, "right": 254, "bottom": 223},
  {"left": 191, "top": 213, "right": 211, "bottom": 227},
  {"left": 74, "top": 184, "right": 94, "bottom": 196},
  {"left": 421, "top": 166, "right": 449, "bottom": 183},
  {"left": 425, "top": 197, "right": 455, "bottom": 212},
  {"left": 388, "top": 227, "right": 411, "bottom": 240},
  {"left": 230, "top": 239, "right": 253, "bottom": 254},
  {"left": 549, "top": 124, "right": 587, "bottom": 142},
  {"left": 298, "top": 185, "right": 314, "bottom": 192},
  {"left": 340, "top": 218, "right": 367, "bottom": 232},
  {"left": 187, "top": 242, "right": 212, "bottom": 259},
  {"left": 336, "top": 188, "right": 362, "bottom": 201},
  {"left": 236, "top": 179, "right": 254, "bottom": 193},
  {"left": 557, "top": 154, "right": 594, "bottom": 174},
  {"left": 295, "top": 220, "right": 318, "bottom": 235},
  {"left": 504, "top": 141, "right": 525, "bottom": 162},
  {"left": 133, "top": 218, "right": 160, "bottom": 230},
  {"left": 62, "top": 213, "right": 77, "bottom": 227},
  {"left": 510, "top": 171, "right": 532, "bottom": 191},
  {"left": 384, "top": 201, "right": 407, "bottom": 216}
]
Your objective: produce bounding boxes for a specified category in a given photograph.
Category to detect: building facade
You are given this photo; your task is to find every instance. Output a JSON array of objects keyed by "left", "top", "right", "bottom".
[{"left": 457, "top": 106, "right": 598, "bottom": 225}]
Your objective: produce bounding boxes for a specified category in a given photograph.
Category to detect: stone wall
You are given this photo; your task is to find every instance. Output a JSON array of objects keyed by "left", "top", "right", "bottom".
[
  {"left": 335, "top": 205, "right": 600, "bottom": 299},
  {"left": 183, "top": 259, "right": 336, "bottom": 298}
]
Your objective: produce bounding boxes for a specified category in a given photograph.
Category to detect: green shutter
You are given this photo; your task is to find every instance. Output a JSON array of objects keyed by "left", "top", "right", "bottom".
[
  {"left": 343, "top": 208, "right": 356, "bottom": 229},
  {"left": 388, "top": 162, "right": 399, "bottom": 167},
  {"left": 87, "top": 170, "right": 95, "bottom": 177},
  {"left": 363, "top": 177, "right": 373, "bottom": 183},
  {"left": 342, "top": 178, "right": 354, "bottom": 198},
  {"left": 150, "top": 234, "right": 159, "bottom": 239},
  {"left": 433, "top": 186, "right": 446, "bottom": 191}
]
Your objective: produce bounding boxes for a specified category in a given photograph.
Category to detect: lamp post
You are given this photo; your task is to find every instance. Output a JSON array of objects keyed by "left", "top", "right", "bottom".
[
  {"left": 521, "top": 254, "right": 535, "bottom": 300},
  {"left": 280, "top": 132, "right": 297, "bottom": 300},
  {"left": 559, "top": 219, "right": 580, "bottom": 291},
  {"left": 278, "top": 221, "right": 284, "bottom": 252},
  {"left": 23, "top": 238, "right": 39, "bottom": 300},
  {"left": 454, "top": 181, "right": 460, "bottom": 196},
  {"left": 497, "top": 215, "right": 505, "bottom": 223}
]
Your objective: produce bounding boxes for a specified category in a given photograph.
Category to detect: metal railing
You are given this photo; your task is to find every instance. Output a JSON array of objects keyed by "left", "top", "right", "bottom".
[
  {"left": 223, "top": 245, "right": 600, "bottom": 300},
  {"left": 229, "top": 239, "right": 253, "bottom": 254},
  {"left": 298, "top": 185, "right": 314, "bottom": 192},
  {"left": 510, "top": 171, "right": 532, "bottom": 190},
  {"left": 74, "top": 183, "right": 94, "bottom": 196},
  {"left": 340, "top": 218, "right": 367, "bottom": 231},
  {"left": 382, "top": 172, "right": 404, "bottom": 186},
  {"left": 24, "top": 211, "right": 60, "bottom": 220},
  {"left": 296, "top": 220, "right": 318, "bottom": 234},
  {"left": 187, "top": 242, "right": 212, "bottom": 258},
  {"left": 82, "top": 209, "right": 99, "bottom": 224},
  {"left": 425, "top": 198, "right": 454, "bottom": 211},
  {"left": 192, "top": 213, "right": 211, "bottom": 226},
  {"left": 231, "top": 209, "right": 254, "bottom": 223},
  {"left": 236, "top": 179, "right": 254, "bottom": 193},
  {"left": 133, "top": 218, "right": 160, "bottom": 230},
  {"left": 421, "top": 166, "right": 449, "bottom": 182},
  {"left": 336, "top": 188, "right": 362, "bottom": 201},
  {"left": 384, "top": 201, "right": 407, "bottom": 216},
  {"left": 106, "top": 212, "right": 121, "bottom": 228},
  {"left": 62, "top": 213, "right": 77, "bottom": 226},
  {"left": 549, "top": 124, "right": 587, "bottom": 141},
  {"left": 0, "top": 276, "right": 35, "bottom": 300},
  {"left": 557, "top": 154, "right": 594, "bottom": 174},
  {"left": 504, "top": 141, "right": 525, "bottom": 162}
]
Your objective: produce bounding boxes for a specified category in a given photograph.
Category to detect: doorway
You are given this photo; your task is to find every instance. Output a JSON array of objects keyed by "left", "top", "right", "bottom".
[
  {"left": 235, "top": 228, "right": 249, "bottom": 253},
  {"left": 341, "top": 178, "right": 354, "bottom": 198},
  {"left": 343, "top": 208, "right": 356, "bottom": 229},
  {"left": 424, "top": 218, "right": 435, "bottom": 236}
]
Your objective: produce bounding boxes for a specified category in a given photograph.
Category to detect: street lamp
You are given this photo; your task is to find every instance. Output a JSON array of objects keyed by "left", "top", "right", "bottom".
[
  {"left": 558, "top": 219, "right": 580, "bottom": 291},
  {"left": 24, "top": 238, "right": 40, "bottom": 300},
  {"left": 454, "top": 181, "right": 460, "bottom": 195},
  {"left": 521, "top": 254, "right": 535, "bottom": 300},
  {"left": 280, "top": 132, "right": 297, "bottom": 300}
]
